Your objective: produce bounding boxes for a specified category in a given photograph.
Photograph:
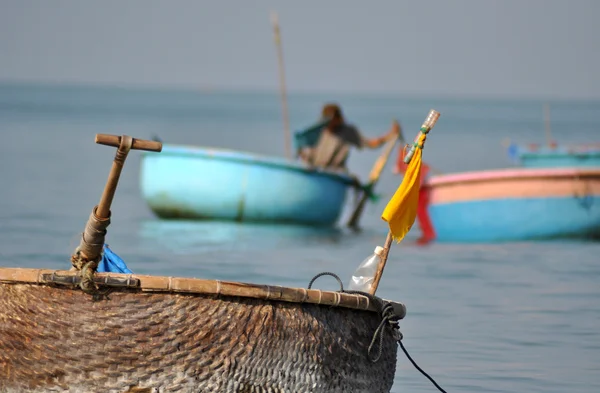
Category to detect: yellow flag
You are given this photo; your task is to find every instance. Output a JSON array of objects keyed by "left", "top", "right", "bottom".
[{"left": 381, "top": 133, "right": 426, "bottom": 243}]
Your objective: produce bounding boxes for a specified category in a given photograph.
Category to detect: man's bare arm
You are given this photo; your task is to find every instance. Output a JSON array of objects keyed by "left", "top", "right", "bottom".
[{"left": 362, "top": 120, "right": 401, "bottom": 149}]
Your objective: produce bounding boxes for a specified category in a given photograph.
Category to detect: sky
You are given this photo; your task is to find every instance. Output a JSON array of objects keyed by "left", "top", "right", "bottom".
[{"left": 1, "top": 0, "right": 599, "bottom": 99}]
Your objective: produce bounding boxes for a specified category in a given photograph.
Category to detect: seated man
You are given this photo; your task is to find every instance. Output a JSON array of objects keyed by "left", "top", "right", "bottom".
[{"left": 299, "top": 103, "right": 400, "bottom": 172}]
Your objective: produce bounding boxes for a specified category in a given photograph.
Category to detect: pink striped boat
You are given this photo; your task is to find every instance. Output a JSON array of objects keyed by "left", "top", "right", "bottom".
[{"left": 425, "top": 167, "right": 600, "bottom": 242}]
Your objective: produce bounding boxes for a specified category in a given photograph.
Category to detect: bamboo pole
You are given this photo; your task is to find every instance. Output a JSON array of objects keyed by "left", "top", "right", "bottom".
[
  {"left": 369, "top": 232, "right": 393, "bottom": 295},
  {"left": 72, "top": 135, "right": 162, "bottom": 264},
  {"left": 369, "top": 110, "right": 441, "bottom": 296},
  {"left": 270, "top": 11, "right": 292, "bottom": 160}
]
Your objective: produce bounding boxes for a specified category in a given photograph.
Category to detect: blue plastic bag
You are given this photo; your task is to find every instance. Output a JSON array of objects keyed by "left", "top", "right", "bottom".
[{"left": 97, "top": 244, "right": 133, "bottom": 274}]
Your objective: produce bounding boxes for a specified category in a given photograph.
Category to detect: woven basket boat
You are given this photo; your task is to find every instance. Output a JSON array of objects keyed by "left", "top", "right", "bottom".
[
  {"left": 0, "top": 267, "right": 406, "bottom": 393},
  {"left": 0, "top": 132, "right": 418, "bottom": 393}
]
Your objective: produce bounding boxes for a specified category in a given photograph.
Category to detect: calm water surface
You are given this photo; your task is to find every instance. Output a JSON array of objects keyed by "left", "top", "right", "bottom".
[{"left": 1, "top": 83, "right": 599, "bottom": 393}]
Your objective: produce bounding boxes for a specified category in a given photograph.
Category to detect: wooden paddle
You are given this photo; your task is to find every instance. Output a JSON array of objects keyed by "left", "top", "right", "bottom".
[
  {"left": 346, "top": 121, "right": 405, "bottom": 229},
  {"left": 270, "top": 11, "right": 292, "bottom": 160}
]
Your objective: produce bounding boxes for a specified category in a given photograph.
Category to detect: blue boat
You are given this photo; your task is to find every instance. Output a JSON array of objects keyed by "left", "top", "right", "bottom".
[
  {"left": 504, "top": 103, "right": 600, "bottom": 169},
  {"left": 426, "top": 167, "right": 600, "bottom": 242},
  {"left": 139, "top": 144, "right": 358, "bottom": 226},
  {"left": 507, "top": 143, "right": 600, "bottom": 168}
]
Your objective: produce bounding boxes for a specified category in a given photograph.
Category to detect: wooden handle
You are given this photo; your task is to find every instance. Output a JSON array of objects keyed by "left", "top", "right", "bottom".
[
  {"left": 368, "top": 129, "right": 400, "bottom": 183},
  {"left": 346, "top": 121, "right": 402, "bottom": 229},
  {"left": 95, "top": 134, "right": 162, "bottom": 152}
]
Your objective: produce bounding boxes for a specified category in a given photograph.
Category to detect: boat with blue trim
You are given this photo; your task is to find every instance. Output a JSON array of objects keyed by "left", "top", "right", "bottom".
[{"left": 425, "top": 167, "right": 600, "bottom": 242}]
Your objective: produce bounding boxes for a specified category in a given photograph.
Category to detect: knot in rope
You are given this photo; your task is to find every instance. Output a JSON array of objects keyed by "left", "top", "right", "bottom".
[
  {"left": 70, "top": 248, "right": 102, "bottom": 295},
  {"left": 366, "top": 301, "right": 404, "bottom": 362}
]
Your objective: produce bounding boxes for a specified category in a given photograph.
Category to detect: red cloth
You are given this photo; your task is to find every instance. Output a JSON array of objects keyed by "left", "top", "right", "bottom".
[{"left": 394, "top": 146, "right": 435, "bottom": 242}]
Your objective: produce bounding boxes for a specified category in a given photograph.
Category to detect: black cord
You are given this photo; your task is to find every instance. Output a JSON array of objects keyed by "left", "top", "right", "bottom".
[
  {"left": 307, "top": 271, "right": 344, "bottom": 290},
  {"left": 308, "top": 272, "right": 450, "bottom": 393},
  {"left": 399, "top": 339, "right": 448, "bottom": 393}
]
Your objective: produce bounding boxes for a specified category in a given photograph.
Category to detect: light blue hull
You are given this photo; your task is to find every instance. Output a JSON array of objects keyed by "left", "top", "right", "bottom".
[
  {"left": 509, "top": 145, "right": 600, "bottom": 168},
  {"left": 430, "top": 196, "right": 600, "bottom": 242},
  {"left": 139, "top": 145, "right": 355, "bottom": 226},
  {"left": 520, "top": 152, "right": 600, "bottom": 168}
]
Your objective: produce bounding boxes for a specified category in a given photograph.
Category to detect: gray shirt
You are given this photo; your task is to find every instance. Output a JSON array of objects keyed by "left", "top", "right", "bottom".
[{"left": 304, "top": 124, "right": 366, "bottom": 170}]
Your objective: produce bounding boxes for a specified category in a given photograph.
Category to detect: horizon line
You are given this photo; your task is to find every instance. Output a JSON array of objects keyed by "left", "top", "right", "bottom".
[{"left": 1, "top": 78, "right": 598, "bottom": 103}]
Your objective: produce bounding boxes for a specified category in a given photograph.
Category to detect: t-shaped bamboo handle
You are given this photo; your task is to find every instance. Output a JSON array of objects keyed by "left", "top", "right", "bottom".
[
  {"left": 95, "top": 134, "right": 162, "bottom": 218},
  {"left": 95, "top": 134, "right": 162, "bottom": 153},
  {"left": 74, "top": 134, "right": 162, "bottom": 264}
]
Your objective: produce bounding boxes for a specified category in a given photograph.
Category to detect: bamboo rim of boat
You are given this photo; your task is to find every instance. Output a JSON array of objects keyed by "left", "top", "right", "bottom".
[{"left": 0, "top": 267, "right": 406, "bottom": 318}]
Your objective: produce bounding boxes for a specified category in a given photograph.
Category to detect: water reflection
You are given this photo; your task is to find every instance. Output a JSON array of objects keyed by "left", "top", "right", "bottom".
[{"left": 137, "top": 219, "right": 349, "bottom": 255}]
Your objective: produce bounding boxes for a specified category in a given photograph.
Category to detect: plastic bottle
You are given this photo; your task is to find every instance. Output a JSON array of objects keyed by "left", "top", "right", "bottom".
[{"left": 348, "top": 246, "right": 384, "bottom": 292}]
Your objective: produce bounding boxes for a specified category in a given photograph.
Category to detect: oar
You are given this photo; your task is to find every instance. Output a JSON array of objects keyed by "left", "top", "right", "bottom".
[
  {"left": 71, "top": 135, "right": 162, "bottom": 278},
  {"left": 270, "top": 11, "right": 292, "bottom": 160},
  {"left": 346, "top": 121, "right": 405, "bottom": 229}
]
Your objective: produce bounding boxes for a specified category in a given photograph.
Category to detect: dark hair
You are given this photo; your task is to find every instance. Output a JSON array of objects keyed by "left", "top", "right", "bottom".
[{"left": 321, "top": 103, "right": 344, "bottom": 122}]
